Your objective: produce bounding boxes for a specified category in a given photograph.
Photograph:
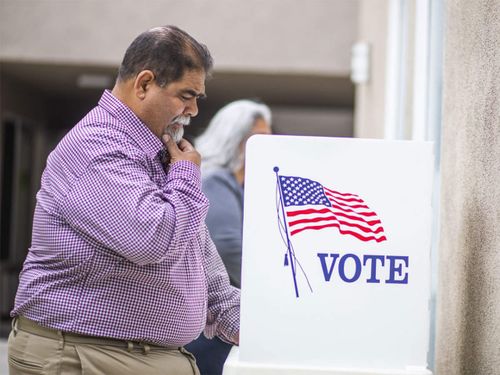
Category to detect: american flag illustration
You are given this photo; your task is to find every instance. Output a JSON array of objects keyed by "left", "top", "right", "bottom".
[{"left": 278, "top": 175, "right": 387, "bottom": 242}]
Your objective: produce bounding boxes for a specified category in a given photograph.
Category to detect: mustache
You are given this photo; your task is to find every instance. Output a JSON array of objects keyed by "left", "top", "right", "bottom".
[{"left": 171, "top": 116, "right": 191, "bottom": 126}]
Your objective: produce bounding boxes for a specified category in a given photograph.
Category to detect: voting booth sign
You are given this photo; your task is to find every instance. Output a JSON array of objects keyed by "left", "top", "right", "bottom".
[{"left": 223, "top": 136, "right": 434, "bottom": 375}]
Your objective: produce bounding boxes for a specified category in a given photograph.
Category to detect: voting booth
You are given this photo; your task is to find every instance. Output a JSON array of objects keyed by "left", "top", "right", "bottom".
[{"left": 223, "top": 136, "right": 434, "bottom": 375}]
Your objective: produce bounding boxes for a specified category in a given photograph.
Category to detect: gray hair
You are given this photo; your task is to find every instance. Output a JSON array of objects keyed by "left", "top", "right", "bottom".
[{"left": 195, "top": 100, "right": 272, "bottom": 174}]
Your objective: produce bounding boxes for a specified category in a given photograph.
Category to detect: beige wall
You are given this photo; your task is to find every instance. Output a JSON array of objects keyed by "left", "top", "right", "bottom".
[
  {"left": 435, "top": 0, "right": 500, "bottom": 374},
  {"left": 0, "top": 0, "right": 357, "bottom": 76},
  {"left": 353, "top": 0, "right": 389, "bottom": 139}
]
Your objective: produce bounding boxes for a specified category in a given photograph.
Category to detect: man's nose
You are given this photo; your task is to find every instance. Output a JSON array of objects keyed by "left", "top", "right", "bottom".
[{"left": 184, "top": 98, "right": 199, "bottom": 117}]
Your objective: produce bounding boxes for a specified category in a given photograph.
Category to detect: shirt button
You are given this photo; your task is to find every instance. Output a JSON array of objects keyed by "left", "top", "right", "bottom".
[{"left": 166, "top": 189, "right": 173, "bottom": 194}]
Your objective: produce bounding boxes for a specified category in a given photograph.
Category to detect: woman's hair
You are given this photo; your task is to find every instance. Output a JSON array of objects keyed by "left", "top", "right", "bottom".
[
  {"left": 117, "top": 25, "right": 213, "bottom": 86},
  {"left": 195, "top": 100, "right": 272, "bottom": 174}
]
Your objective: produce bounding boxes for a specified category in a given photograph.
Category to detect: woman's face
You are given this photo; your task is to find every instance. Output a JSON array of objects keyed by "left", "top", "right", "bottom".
[
  {"left": 236, "top": 117, "right": 272, "bottom": 171},
  {"left": 240, "top": 117, "right": 272, "bottom": 152},
  {"left": 250, "top": 117, "right": 272, "bottom": 137}
]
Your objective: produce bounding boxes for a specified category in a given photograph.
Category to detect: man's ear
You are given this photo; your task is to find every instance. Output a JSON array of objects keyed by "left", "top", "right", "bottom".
[{"left": 133, "top": 70, "right": 155, "bottom": 100}]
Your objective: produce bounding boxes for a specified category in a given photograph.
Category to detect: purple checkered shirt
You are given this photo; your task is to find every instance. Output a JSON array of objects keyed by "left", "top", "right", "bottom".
[{"left": 11, "top": 90, "right": 240, "bottom": 346}]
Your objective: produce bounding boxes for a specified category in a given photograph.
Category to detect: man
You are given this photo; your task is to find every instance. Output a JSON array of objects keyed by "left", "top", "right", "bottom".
[{"left": 7, "top": 25, "right": 239, "bottom": 375}]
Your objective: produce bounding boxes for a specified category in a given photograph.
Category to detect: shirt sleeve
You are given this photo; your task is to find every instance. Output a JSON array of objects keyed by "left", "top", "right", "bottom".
[
  {"left": 201, "top": 225, "right": 241, "bottom": 344},
  {"left": 60, "top": 154, "right": 209, "bottom": 266}
]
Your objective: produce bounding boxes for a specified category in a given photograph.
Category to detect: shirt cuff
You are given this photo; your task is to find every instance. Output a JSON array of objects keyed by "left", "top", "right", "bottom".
[{"left": 166, "top": 160, "right": 202, "bottom": 186}]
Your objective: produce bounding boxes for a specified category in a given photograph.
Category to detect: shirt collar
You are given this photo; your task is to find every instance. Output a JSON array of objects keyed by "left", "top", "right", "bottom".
[{"left": 98, "top": 90, "right": 164, "bottom": 158}]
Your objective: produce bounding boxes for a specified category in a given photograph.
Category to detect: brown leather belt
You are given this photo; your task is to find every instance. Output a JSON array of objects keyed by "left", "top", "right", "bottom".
[{"left": 14, "top": 316, "right": 180, "bottom": 351}]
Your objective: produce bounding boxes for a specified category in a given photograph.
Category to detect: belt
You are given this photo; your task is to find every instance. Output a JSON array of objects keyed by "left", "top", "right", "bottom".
[{"left": 13, "top": 316, "right": 180, "bottom": 352}]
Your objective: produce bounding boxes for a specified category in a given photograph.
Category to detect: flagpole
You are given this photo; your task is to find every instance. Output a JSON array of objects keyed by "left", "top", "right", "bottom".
[{"left": 274, "top": 166, "right": 300, "bottom": 298}]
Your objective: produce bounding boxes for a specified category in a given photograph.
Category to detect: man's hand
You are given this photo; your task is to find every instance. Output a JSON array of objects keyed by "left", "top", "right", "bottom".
[{"left": 161, "top": 134, "right": 201, "bottom": 167}]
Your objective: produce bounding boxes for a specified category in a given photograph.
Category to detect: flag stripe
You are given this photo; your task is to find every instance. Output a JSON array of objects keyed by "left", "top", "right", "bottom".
[
  {"left": 286, "top": 207, "right": 332, "bottom": 217},
  {"left": 286, "top": 207, "right": 382, "bottom": 226},
  {"left": 324, "top": 187, "right": 361, "bottom": 199},
  {"left": 328, "top": 202, "right": 377, "bottom": 217},
  {"left": 290, "top": 222, "right": 387, "bottom": 242},
  {"left": 325, "top": 192, "right": 371, "bottom": 210},
  {"left": 288, "top": 215, "right": 385, "bottom": 234}
]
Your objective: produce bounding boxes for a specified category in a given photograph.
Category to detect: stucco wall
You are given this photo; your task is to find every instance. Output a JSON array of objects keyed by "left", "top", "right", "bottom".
[
  {"left": 0, "top": 0, "right": 357, "bottom": 76},
  {"left": 435, "top": 0, "right": 500, "bottom": 374}
]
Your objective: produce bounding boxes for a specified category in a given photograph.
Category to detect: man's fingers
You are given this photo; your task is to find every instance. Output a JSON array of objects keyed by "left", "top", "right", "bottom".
[
  {"left": 161, "top": 134, "right": 172, "bottom": 146},
  {"left": 162, "top": 134, "right": 179, "bottom": 155},
  {"left": 161, "top": 135, "right": 201, "bottom": 166},
  {"left": 177, "top": 138, "right": 195, "bottom": 152}
]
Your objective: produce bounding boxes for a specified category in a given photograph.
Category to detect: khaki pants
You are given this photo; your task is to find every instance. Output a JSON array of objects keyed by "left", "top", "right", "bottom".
[{"left": 8, "top": 317, "right": 200, "bottom": 375}]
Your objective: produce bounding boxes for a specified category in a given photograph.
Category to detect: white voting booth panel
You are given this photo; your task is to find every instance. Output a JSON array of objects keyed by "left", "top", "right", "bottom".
[{"left": 223, "top": 136, "right": 433, "bottom": 375}]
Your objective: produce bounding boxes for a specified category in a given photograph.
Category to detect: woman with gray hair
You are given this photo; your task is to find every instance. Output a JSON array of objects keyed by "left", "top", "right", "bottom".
[
  {"left": 186, "top": 99, "right": 271, "bottom": 375},
  {"left": 196, "top": 99, "right": 272, "bottom": 178}
]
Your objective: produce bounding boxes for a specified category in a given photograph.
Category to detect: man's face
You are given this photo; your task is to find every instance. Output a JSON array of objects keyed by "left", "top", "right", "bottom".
[{"left": 140, "top": 69, "right": 206, "bottom": 141}]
